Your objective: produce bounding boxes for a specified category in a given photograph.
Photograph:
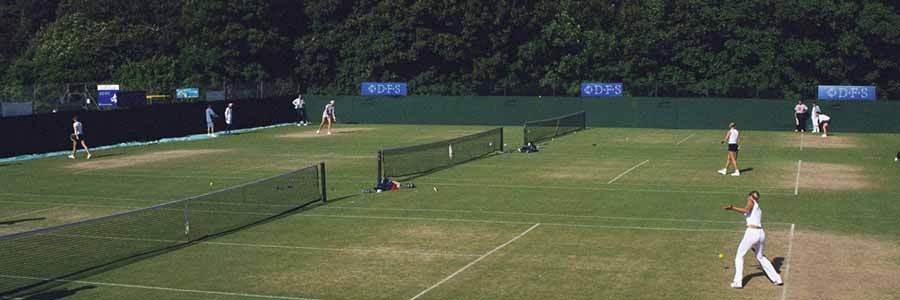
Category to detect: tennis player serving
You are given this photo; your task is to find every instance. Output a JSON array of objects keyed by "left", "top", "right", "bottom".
[
  {"left": 316, "top": 99, "right": 337, "bottom": 135},
  {"left": 724, "top": 191, "right": 783, "bottom": 289}
]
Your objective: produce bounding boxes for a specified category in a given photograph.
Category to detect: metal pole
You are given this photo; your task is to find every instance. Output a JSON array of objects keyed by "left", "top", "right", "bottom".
[
  {"left": 376, "top": 150, "right": 383, "bottom": 183},
  {"left": 319, "top": 162, "right": 327, "bottom": 203}
]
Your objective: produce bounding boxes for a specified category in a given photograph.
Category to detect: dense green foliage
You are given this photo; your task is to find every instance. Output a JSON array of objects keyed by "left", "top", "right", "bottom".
[{"left": 1, "top": 0, "right": 898, "bottom": 99}]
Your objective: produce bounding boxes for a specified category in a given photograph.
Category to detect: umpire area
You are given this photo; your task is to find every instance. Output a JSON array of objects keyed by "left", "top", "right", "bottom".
[{"left": 1, "top": 124, "right": 899, "bottom": 300}]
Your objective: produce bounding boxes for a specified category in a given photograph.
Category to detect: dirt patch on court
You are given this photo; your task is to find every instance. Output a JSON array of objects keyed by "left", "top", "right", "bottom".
[
  {"left": 68, "top": 149, "right": 226, "bottom": 171},
  {"left": 799, "top": 162, "right": 874, "bottom": 191},
  {"left": 277, "top": 127, "right": 375, "bottom": 139},
  {"left": 801, "top": 135, "right": 862, "bottom": 149},
  {"left": 789, "top": 230, "right": 900, "bottom": 300}
]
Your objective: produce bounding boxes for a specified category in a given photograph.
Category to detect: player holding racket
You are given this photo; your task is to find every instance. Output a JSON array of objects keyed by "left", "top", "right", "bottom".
[
  {"left": 68, "top": 116, "right": 92, "bottom": 159},
  {"left": 724, "top": 191, "right": 783, "bottom": 288},
  {"left": 316, "top": 99, "right": 337, "bottom": 135},
  {"left": 718, "top": 122, "right": 740, "bottom": 176}
]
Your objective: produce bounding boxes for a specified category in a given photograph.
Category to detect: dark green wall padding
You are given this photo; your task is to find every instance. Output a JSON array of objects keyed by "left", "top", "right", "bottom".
[{"left": 301, "top": 96, "right": 900, "bottom": 133}]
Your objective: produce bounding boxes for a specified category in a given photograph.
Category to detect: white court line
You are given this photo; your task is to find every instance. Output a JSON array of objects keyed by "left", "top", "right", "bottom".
[
  {"left": 335, "top": 178, "right": 797, "bottom": 196},
  {"left": 0, "top": 274, "right": 323, "bottom": 300},
  {"left": 49, "top": 233, "right": 480, "bottom": 257},
  {"left": 676, "top": 133, "right": 695, "bottom": 145},
  {"left": 322, "top": 206, "right": 791, "bottom": 225},
  {"left": 1, "top": 206, "right": 61, "bottom": 221},
  {"left": 409, "top": 223, "right": 541, "bottom": 300},
  {"left": 781, "top": 224, "right": 796, "bottom": 300},
  {"left": 300, "top": 214, "right": 782, "bottom": 233},
  {"left": 794, "top": 160, "right": 802, "bottom": 196},
  {"left": 609, "top": 160, "right": 650, "bottom": 184}
]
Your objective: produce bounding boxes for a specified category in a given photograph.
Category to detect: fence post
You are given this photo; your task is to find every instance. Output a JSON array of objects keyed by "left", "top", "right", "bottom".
[{"left": 376, "top": 150, "right": 383, "bottom": 184}]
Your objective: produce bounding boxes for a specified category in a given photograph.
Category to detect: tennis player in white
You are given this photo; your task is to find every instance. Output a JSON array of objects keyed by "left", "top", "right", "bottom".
[
  {"left": 68, "top": 116, "right": 92, "bottom": 159},
  {"left": 810, "top": 101, "right": 821, "bottom": 133},
  {"left": 718, "top": 122, "right": 741, "bottom": 176},
  {"left": 316, "top": 100, "right": 336, "bottom": 135},
  {"left": 818, "top": 113, "right": 831, "bottom": 137},
  {"left": 724, "top": 191, "right": 783, "bottom": 289}
]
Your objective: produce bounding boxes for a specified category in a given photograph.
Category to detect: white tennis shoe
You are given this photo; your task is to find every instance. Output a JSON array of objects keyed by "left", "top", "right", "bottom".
[
  {"left": 731, "top": 171, "right": 740, "bottom": 176},
  {"left": 717, "top": 169, "right": 727, "bottom": 175},
  {"left": 730, "top": 282, "right": 742, "bottom": 289},
  {"left": 67, "top": 155, "right": 75, "bottom": 159}
]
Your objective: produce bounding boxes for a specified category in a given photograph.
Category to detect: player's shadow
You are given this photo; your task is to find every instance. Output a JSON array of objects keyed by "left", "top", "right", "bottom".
[
  {"left": 15, "top": 285, "right": 96, "bottom": 300},
  {"left": 742, "top": 257, "right": 784, "bottom": 286},
  {"left": 92, "top": 152, "right": 124, "bottom": 159},
  {"left": 0, "top": 162, "right": 21, "bottom": 168},
  {"left": 739, "top": 168, "right": 754, "bottom": 173},
  {"left": 0, "top": 217, "right": 46, "bottom": 226}
]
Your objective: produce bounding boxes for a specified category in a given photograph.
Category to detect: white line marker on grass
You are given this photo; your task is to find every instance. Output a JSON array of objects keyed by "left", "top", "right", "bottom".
[
  {"left": 608, "top": 160, "right": 650, "bottom": 184},
  {"left": 676, "top": 133, "right": 695, "bottom": 145},
  {"left": 794, "top": 160, "right": 802, "bottom": 196},
  {"left": 781, "top": 224, "right": 796, "bottom": 300},
  {"left": 409, "top": 223, "right": 541, "bottom": 300},
  {"left": 0, "top": 274, "right": 323, "bottom": 300}
]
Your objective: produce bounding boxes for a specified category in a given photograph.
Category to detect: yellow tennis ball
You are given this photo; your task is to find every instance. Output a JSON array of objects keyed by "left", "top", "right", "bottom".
[
  {"left": 209, "top": 182, "right": 214, "bottom": 186},
  {"left": 718, "top": 253, "right": 724, "bottom": 259}
]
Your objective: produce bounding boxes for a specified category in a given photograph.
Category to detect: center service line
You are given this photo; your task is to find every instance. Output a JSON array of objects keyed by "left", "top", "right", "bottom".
[
  {"left": 409, "top": 223, "right": 541, "bottom": 300},
  {"left": 794, "top": 160, "right": 802, "bottom": 196},
  {"left": 780, "top": 224, "right": 796, "bottom": 300},
  {"left": 608, "top": 160, "right": 650, "bottom": 184},
  {"left": 676, "top": 133, "right": 695, "bottom": 145}
]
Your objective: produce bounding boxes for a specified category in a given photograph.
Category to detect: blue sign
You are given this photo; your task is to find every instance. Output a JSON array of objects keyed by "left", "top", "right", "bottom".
[
  {"left": 817, "top": 85, "right": 876, "bottom": 101},
  {"left": 361, "top": 82, "right": 407, "bottom": 96},
  {"left": 581, "top": 83, "right": 623, "bottom": 97},
  {"left": 97, "top": 84, "right": 119, "bottom": 107},
  {"left": 176, "top": 88, "right": 200, "bottom": 99}
]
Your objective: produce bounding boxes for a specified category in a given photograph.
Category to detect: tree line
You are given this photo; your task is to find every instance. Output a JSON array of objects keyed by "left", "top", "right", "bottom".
[{"left": 1, "top": 0, "right": 898, "bottom": 100}]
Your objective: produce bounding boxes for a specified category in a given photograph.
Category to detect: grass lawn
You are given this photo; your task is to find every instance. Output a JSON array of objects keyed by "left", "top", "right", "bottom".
[{"left": 1, "top": 123, "right": 899, "bottom": 300}]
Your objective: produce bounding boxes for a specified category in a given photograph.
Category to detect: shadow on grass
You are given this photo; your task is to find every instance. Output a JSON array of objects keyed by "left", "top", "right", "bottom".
[
  {"left": 0, "top": 163, "right": 22, "bottom": 168},
  {"left": 739, "top": 168, "right": 754, "bottom": 173},
  {"left": 0, "top": 217, "right": 46, "bottom": 226},
  {"left": 17, "top": 285, "right": 96, "bottom": 300},
  {"left": 741, "top": 256, "right": 784, "bottom": 286}
]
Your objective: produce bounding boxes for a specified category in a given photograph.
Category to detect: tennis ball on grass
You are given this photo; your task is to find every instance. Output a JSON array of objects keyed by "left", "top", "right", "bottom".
[{"left": 209, "top": 182, "right": 214, "bottom": 186}]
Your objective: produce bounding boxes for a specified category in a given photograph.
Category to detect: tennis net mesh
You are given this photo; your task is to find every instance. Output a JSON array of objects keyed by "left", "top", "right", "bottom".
[
  {"left": 523, "top": 111, "right": 586, "bottom": 145},
  {"left": 0, "top": 163, "right": 326, "bottom": 297},
  {"left": 378, "top": 128, "right": 503, "bottom": 181}
]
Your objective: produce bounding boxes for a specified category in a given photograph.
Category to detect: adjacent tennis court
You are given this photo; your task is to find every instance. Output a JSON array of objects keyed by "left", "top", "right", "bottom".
[{"left": 2, "top": 124, "right": 899, "bottom": 300}]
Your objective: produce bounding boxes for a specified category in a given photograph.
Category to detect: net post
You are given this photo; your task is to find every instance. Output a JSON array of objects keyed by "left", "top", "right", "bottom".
[
  {"left": 522, "top": 123, "right": 527, "bottom": 146},
  {"left": 499, "top": 128, "right": 504, "bottom": 152},
  {"left": 377, "top": 150, "right": 383, "bottom": 183},
  {"left": 319, "top": 162, "right": 327, "bottom": 203}
]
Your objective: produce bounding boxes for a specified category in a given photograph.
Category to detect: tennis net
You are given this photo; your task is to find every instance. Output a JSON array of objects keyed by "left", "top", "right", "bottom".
[
  {"left": 0, "top": 163, "right": 326, "bottom": 298},
  {"left": 523, "top": 111, "right": 586, "bottom": 145},
  {"left": 378, "top": 128, "right": 503, "bottom": 181}
]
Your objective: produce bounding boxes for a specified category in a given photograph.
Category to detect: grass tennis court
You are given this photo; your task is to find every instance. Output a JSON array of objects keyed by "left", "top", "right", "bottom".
[{"left": 2, "top": 124, "right": 900, "bottom": 300}]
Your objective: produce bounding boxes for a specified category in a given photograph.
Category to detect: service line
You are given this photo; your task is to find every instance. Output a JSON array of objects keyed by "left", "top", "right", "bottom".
[{"left": 607, "top": 160, "right": 650, "bottom": 184}]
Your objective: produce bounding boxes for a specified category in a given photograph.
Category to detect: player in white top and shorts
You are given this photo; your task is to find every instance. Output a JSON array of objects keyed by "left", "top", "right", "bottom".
[
  {"left": 68, "top": 116, "right": 92, "bottom": 160},
  {"left": 316, "top": 100, "right": 337, "bottom": 135},
  {"left": 724, "top": 191, "right": 783, "bottom": 288},
  {"left": 818, "top": 113, "right": 831, "bottom": 137},
  {"left": 718, "top": 122, "right": 741, "bottom": 176}
]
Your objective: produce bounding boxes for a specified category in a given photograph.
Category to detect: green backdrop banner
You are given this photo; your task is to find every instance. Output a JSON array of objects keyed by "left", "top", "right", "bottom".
[{"left": 300, "top": 96, "right": 900, "bottom": 133}]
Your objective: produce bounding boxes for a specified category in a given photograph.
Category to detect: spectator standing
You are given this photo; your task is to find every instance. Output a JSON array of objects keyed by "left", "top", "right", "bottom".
[
  {"left": 810, "top": 101, "right": 822, "bottom": 133},
  {"left": 205, "top": 104, "right": 220, "bottom": 137},
  {"left": 794, "top": 100, "right": 809, "bottom": 132},
  {"left": 224, "top": 103, "right": 234, "bottom": 134},
  {"left": 292, "top": 94, "right": 307, "bottom": 126}
]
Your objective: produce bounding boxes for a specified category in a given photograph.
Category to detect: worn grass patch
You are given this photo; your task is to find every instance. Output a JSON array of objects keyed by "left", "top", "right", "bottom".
[
  {"left": 68, "top": 149, "right": 226, "bottom": 171},
  {"left": 277, "top": 127, "right": 375, "bottom": 139},
  {"left": 789, "top": 230, "right": 900, "bottom": 300}
]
